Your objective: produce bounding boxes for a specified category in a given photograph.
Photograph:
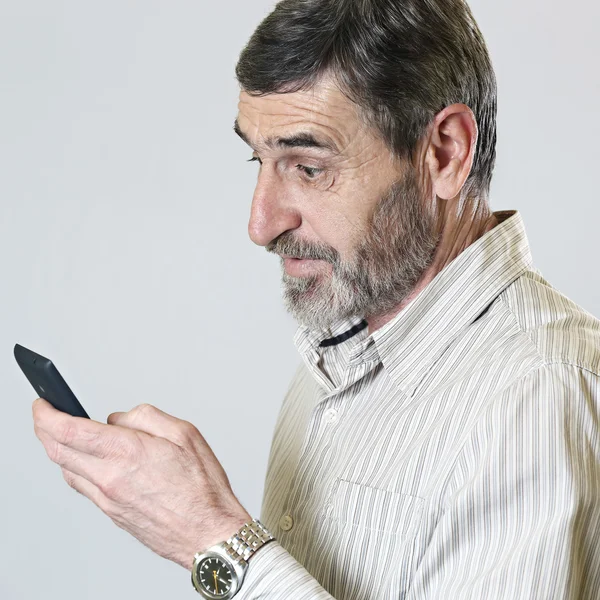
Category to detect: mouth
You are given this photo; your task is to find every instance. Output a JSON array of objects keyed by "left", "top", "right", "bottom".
[{"left": 281, "top": 255, "right": 324, "bottom": 276}]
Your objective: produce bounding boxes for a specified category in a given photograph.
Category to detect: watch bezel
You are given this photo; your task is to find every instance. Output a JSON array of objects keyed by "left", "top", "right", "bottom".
[{"left": 191, "top": 545, "right": 246, "bottom": 600}]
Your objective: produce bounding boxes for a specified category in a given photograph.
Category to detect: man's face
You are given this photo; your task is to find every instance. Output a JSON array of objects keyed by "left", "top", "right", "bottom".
[{"left": 235, "top": 79, "right": 439, "bottom": 330}]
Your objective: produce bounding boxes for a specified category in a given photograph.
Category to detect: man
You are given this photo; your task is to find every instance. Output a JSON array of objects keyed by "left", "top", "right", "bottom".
[{"left": 32, "top": 0, "right": 600, "bottom": 599}]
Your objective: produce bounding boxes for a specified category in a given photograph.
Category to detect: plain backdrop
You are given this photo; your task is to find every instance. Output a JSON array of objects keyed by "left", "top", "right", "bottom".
[{"left": 1, "top": 1, "right": 598, "bottom": 598}]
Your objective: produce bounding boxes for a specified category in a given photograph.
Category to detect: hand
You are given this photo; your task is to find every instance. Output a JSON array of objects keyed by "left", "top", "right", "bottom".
[{"left": 32, "top": 398, "right": 251, "bottom": 570}]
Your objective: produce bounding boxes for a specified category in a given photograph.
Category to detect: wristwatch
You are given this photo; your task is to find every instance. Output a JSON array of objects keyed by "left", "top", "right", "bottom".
[{"left": 191, "top": 519, "right": 275, "bottom": 599}]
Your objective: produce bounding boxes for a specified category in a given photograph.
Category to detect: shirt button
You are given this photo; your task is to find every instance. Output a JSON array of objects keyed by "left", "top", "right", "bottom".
[
  {"left": 279, "top": 514, "right": 294, "bottom": 531},
  {"left": 324, "top": 408, "right": 339, "bottom": 423}
]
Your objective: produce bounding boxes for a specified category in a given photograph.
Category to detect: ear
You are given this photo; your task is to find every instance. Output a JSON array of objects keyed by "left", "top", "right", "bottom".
[{"left": 424, "top": 104, "right": 478, "bottom": 200}]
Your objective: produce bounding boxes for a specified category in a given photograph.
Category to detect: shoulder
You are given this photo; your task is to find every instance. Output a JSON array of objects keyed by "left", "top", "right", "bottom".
[{"left": 498, "top": 268, "right": 600, "bottom": 377}]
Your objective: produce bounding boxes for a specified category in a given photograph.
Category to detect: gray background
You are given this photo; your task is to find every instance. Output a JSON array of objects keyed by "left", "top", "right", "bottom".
[{"left": 1, "top": 1, "right": 598, "bottom": 598}]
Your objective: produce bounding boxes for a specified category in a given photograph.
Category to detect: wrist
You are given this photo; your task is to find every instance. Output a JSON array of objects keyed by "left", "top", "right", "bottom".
[
  {"left": 190, "top": 518, "right": 276, "bottom": 599},
  {"left": 184, "top": 508, "right": 252, "bottom": 572},
  {"left": 209, "top": 509, "right": 253, "bottom": 550}
]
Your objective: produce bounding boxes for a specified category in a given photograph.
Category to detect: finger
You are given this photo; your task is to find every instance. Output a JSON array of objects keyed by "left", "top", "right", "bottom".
[
  {"left": 33, "top": 397, "right": 136, "bottom": 459},
  {"left": 60, "top": 466, "right": 110, "bottom": 511},
  {"left": 108, "top": 403, "right": 201, "bottom": 447},
  {"left": 107, "top": 411, "right": 126, "bottom": 424},
  {"left": 36, "top": 426, "right": 108, "bottom": 482}
]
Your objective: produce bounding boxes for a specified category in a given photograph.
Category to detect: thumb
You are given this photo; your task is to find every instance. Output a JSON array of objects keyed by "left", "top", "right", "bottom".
[{"left": 107, "top": 411, "right": 126, "bottom": 425}]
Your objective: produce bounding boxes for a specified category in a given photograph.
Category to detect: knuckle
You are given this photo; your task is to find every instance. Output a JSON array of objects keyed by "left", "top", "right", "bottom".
[
  {"left": 61, "top": 469, "right": 77, "bottom": 490},
  {"left": 59, "top": 421, "right": 78, "bottom": 446},
  {"left": 172, "top": 421, "right": 199, "bottom": 448},
  {"left": 180, "top": 421, "right": 199, "bottom": 440},
  {"left": 134, "top": 403, "right": 156, "bottom": 416},
  {"left": 98, "top": 475, "right": 124, "bottom": 500},
  {"left": 47, "top": 440, "right": 63, "bottom": 463}
]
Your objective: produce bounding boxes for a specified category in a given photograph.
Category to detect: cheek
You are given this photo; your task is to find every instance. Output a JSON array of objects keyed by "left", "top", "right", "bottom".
[
  {"left": 290, "top": 168, "right": 379, "bottom": 258},
  {"left": 306, "top": 200, "right": 367, "bottom": 259}
]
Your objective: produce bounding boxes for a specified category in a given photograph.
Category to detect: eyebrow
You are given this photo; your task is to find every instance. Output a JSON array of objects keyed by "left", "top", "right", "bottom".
[{"left": 233, "top": 119, "right": 339, "bottom": 154}]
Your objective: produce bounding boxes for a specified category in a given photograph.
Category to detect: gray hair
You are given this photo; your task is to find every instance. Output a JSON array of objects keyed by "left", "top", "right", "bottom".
[{"left": 235, "top": 0, "right": 497, "bottom": 200}]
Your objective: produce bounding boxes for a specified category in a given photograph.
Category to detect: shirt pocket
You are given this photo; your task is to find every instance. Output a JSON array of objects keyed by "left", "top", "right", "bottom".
[
  {"left": 309, "top": 479, "right": 424, "bottom": 599},
  {"left": 326, "top": 478, "right": 424, "bottom": 538}
]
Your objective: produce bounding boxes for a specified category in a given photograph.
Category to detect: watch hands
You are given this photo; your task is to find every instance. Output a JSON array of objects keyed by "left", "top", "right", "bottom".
[{"left": 213, "top": 570, "right": 219, "bottom": 593}]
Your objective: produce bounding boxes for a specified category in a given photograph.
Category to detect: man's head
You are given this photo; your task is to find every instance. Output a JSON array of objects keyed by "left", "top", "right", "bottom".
[{"left": 234, "top": 0, "right": 497, "bottom": 330}]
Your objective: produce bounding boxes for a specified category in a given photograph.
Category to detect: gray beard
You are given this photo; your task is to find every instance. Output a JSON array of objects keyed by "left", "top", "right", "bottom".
[{"left": 266, "top": 165, "right": 440, "bottom": 331}]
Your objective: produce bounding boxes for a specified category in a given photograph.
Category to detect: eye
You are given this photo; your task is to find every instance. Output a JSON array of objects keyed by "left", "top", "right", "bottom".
[
  {"left": 247, "top": 156, "right": 262, "bottom": 165},
  {"left": 296, "top": 164, "right": 323, "bottom": 179}
]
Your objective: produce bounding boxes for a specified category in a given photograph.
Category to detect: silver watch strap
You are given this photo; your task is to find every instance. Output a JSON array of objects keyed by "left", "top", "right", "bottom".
[{"left": 222, "top": 519, "right": 275, "bottom": 564}]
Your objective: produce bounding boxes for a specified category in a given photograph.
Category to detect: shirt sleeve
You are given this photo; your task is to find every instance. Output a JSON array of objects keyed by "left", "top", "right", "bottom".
[
  {"left": 407, "top": 362, "right": 600, "bottom": 600},
  {"left": 235, "top": 539, "right": 335, "bottom": 599}
]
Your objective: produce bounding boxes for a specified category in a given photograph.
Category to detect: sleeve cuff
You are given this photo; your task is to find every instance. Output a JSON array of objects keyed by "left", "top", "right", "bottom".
[{"left": 234, "top": 540, "right": 335, "bottom": 599}]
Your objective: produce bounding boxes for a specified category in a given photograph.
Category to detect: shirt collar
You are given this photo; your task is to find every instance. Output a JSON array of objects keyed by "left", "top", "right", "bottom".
[{"left": 293, "top": 210, "right": 533, "bottom": 395}]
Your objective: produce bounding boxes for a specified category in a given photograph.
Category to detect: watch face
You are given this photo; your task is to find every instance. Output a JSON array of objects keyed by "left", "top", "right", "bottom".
[{"left": 197, "top": 556, "right": 235, "bottom": 598}]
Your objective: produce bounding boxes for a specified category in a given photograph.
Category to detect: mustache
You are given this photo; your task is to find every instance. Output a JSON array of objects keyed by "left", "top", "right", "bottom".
[{"left": 266, "top": 233, "right": 339, "bottom": 264}]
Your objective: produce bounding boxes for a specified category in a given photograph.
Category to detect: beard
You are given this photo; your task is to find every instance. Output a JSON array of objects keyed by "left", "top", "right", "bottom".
[{"left": 265, "top": 163, "right": 440, "bottom": 331}]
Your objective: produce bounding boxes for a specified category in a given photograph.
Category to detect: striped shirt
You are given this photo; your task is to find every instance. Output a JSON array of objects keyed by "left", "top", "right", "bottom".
[{"left": 237, "top": 210, "right": 600, "bottom": 600}]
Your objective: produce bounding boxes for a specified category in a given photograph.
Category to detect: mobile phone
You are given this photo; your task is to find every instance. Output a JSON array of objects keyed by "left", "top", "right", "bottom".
[{"left": 14, "top": 344, "right": 90, "bottom": 419}]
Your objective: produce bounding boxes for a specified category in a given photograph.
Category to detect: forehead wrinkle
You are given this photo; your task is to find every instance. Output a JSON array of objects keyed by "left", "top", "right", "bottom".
[
  {"left": 277, "top": 98, "right": 358, "bottom": 150},
  {"left": 265, "top": 115, "right": 348, "bottom": 154},
  {"left": 238, "top": 89, "right": 358, "bottom": 155}
]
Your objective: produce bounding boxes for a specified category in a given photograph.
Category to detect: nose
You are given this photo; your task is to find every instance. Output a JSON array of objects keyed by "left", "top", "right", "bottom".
[{"left": 247, "top": 165, "right": 301, "bottom": 247}]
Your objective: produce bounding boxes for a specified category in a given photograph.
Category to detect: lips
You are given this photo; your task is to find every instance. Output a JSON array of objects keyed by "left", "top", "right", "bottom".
[{"left": 282, "top": 256, "right": 326, "bottom": 277}]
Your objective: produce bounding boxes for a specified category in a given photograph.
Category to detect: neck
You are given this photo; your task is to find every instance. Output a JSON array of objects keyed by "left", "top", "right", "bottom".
[{"left": 366, "top": 197, "right": 499, "bottom": 336}]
